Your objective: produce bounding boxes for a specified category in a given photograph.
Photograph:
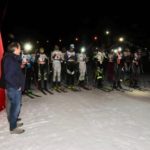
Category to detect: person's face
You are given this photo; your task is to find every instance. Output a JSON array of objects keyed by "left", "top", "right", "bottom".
[
  {"left": 127, "top": 51, "right": 131, "bottom": 56},
  {"left": 40, "top": 48, "right": 44, "bottom": 53},
  {"left": 14, "top": 44, "right": 21, "bottom": 55}
]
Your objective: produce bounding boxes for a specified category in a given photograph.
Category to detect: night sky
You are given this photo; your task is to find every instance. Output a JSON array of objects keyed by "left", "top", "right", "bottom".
[{"left": 1, "top": 0, "right": 150, "bottom": 48}]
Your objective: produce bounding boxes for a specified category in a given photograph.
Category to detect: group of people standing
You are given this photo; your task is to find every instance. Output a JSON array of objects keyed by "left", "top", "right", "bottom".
[{"left": 2, "top": 41, "right": 144, "bottom": 134}]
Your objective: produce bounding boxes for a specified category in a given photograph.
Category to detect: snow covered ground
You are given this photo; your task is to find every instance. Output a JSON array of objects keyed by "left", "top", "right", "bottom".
[{"left": 0, "top": 87, "right": 150, "bottom": 150}]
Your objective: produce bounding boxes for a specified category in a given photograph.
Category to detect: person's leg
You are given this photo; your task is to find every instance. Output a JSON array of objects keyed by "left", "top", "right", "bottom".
[
  {"left": 82, "top": 63, "right": 87, "bottom": 86},
  {"left": 70, "top": 74, "right": 74, "bottom": 87},
  {"left": 53, "top": 62, "right": 57, "bottom": 88},
  {"left": 7, "top": 88, "right": 21, "bottom": 131},
  {"left": 61, "top": 62, "right": 66, "bottom": 84},
  {"left": 113, "top": 64, "right": 117, "bottom": 89},
  {"left": 79, "top": 64, "right": 83, "bottom": 86},
  {"left": 44, "top": 80, "right": 48, "bottom": 90},
  {"left": 67, "top": 74, "right": 71, "bottom": 87},
  {"left": 79, "top": 71, "right": 84, "bottom": 86},
  {"left": 71, "top": 63, "right": 75, "bottom": 87},
  {"left": 44, "top": 65, "right": 48, "bottom": 90},
  {"left": 16, "top": 90, "right": 22, "bottom": 122},
  {"left": 134, "top": 67, "right": 139, "bottom": 88},
  {"left": 5, "top": 91, "right": 10, "bottom": 122},
  {"left": 117, "top": 66, "right": 122, "bottom": 88},
  {"left": 40, "top": 65, "right": 45, "bottom": 89},
  {"left": 66, "top": 63, "right": 71, "bottom": 87},
  {"left": 57, "top": 62, "right": 61, "bottom": 87},
  {"left": 38, "top": 65, "right": 42, "bottom": 90}
]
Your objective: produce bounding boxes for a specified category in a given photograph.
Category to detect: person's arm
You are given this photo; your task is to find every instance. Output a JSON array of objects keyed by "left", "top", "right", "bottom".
[
  {"left": 51, "top": 51, "right": 55, "bottom": 61},
  {"left": 64, "top": 52, "right": 68, "bottom": 62}
]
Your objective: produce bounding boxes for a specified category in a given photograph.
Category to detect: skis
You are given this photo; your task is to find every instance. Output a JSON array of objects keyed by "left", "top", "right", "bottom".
[
  {"left": 40, "top": 89, "right": 47, "bottom": 95},
  {"left": 45, "top": 89, "right": 54, "bottom": 95},
  {"left": 28, "top": 91, "right": 42, "bottom": 97},
  {"left": 113, "top": 87, "right": 125, "bottom": 92},
  {"left": 62, "top": 84, "right": 81, "bottom": 92},
  {"left": 39, "top": 88, "right": 54, "bottom": 95},
  {"left": 24, "top": 92, "right": 35, "bottom": 99},
  {"left": 70, "top": 86, "right": 81, "bottom": 92},
  {"left": 59, "top": 87, "right": 68, "bottom": 93},
  {"left": 80, "top": 85, "right": 92, "bottom": 90},
  {"left": 98, "top": 86, "right": 113, "bottom": 92},
  {"left": 66, "top": 86, "right": 81, "bottom": 92},
  {"left": 53, "top": 87, "right": 67, "bottom": 93},
  {"left": 54, "top": 88, "right": 62, "bottom": 93},
  {"left": 24, "top": 91, "right": 41, "bottom": 99}
]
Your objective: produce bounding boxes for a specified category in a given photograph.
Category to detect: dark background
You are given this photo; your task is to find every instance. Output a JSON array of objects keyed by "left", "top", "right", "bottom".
[
  {"left": 0, "top": 0, "right": 150, "bottom": 46},
  {"left": 1, "top": 0, "right": 150, "bottom": 73}
]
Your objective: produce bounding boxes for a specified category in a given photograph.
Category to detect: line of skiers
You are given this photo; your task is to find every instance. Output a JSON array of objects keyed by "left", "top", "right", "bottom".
[{"left": 21, "top": 44, "right": 143, "bottom": 94}]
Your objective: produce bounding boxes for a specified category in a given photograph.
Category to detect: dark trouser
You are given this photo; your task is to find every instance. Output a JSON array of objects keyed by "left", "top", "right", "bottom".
[
  {"left": 6, "top": 88, "right": 22, "bottom": 130},
  {"left": 66, "top": 62, "right": 75, "bottom": 86},
  {"left": 114, "top": 64, "right": 123, "bottom": 88},
  {"left": 61, "top": 63, "right": 66, "bottom": 84},
  {"left": 131, "top": 65, "right": 140, "bottom": 87},
  {"left": 38, "top": 64, "right": 48, "bottom": 90},
  {"left": 107, "top": 62, "right": 115, "bottom": 82},
  {"left": 38, "top": 80, "right": 48, "bottom": 90},
  {"left": 25, "top": 68, "right": 32, "bottom": 91},
  {"left": 67, "top": 74, "right": 75, "bottom": 86}
]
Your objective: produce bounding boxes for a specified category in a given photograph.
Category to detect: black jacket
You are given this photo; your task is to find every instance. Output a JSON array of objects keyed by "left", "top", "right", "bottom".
[{"left": 3, "top": 53, "right": 25, "bottom": 91}]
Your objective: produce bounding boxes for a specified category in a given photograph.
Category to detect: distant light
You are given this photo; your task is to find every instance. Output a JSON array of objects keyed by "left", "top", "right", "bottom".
[
  {"left": 24, "top": 43, "right": 32, "bottom": 52},
  {"left": 59, "top": 39, "right": 62, "bottom": 42},
  {"left": 81, "top": 47, "right": 86, "bottom": 53},
  {"left": 36, "top": 41, "right": 39, "bottom": 44},
  {"left": 46, "top": 40, "right": 49, "bottom": 43},
  {"left": 119, "top": 37, "right": 124, "bottom": 42},
  {"left": 105, "top": 30, "right": 110, "bottom": 35},
  {"left": 75, "top": 38, "right": 79, "bottom": 41},
  {"left": 94, "top": 36, "right": 98, "bottom": 40}
]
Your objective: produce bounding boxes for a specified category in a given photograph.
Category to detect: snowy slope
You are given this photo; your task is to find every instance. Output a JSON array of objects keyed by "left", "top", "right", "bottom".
[{"left": 0, "top": 89, "right": 150, "bottom": 150}]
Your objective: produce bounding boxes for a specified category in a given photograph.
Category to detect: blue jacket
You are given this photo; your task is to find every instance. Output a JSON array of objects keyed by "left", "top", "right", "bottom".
[{"left": 4, "top": 53, "right": 25, "bottom": 91}]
